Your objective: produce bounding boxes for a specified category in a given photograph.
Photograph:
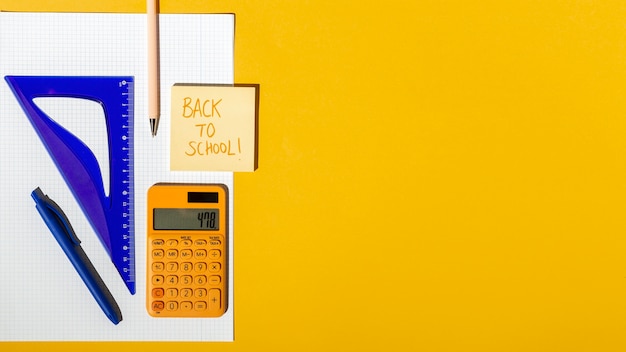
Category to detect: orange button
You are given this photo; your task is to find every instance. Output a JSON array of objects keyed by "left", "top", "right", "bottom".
[
  {"left": 195, "top": 275, "right": 207, "bottom": 285},
  {"left": 166, "top": 301, "right": 179, "bottom": 311},
  {"left": 166, "top": 262, "right": 179, "bottom": 272},
  {"left": 181, "top": 275, "right": 193, "bottom": 285},
  {"left": 166, "top": 239, "right": 178, "bottom": 247},
  {"left": 181, "top": 301, "right": 193, "bottom": 311},
  {"left": 208, "top": 289, "right": 221, "bottom": 310},
  {"left": 181, "top": 239, "right": 193, "bottom": 247},
  {"left": 209, "top": 262, "right": 221, "bottom": 272},
  {"left": 181, "top": 262, "right": 193, "bottom": 272},
  {"left": 152, "top": 301, "right": 164, "bottom": 312},
  {"left": 181, "top": 249, "right": 193, "bottom": 259},
  {"left": 195, "top": 249, "right": 207, "bottom": 259},
  {"left": 152, "top": 239, "right": 165, "bottom": 246},
  {"left": 195, "top": 301, "right": 207, "bottom": 311},
  {"left": 166, "top": 249, "right": 178, "bottom": 259},
  {"left": 166, "top": 275, "right": 179, "bottom": 285},
  {"left": 195, "top": 239, "right": 207, "bottom": 246},
  {"left": 181, "top": 288, "right": 193, "bottom": 298},
  {"left": 208, "top": 249, "right": 221, "bottom": 259},
  {"left": 195, "top": 289, "right": 207, "bottom": 298},
  {"left": 152, "top": 288, "right": 164, "bottom": 298},
  {"left": 152, "top": 275, "right": 164, "bottom": 285},
  {"left": 209, "top": 275, "right": 221, "bottom": 285},
  {"left": 209, "top": 240, "right": 221, "bottom": 246},
  {"left": 152, "top": 262, "right": 164, "bottom": 272},
  {"left": 166, "top": 288, "right": 178, "bottom": 298},
  {"left": 195, "top": 262, "right": 207, "bottom": 272},
  {"left": 152, "top": 249, "right": 164, "bottom": 259}
]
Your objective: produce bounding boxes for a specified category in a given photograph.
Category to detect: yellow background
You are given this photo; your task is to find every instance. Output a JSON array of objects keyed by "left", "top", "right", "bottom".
[{"left": 2, "top": 0, "right": 626, "bottom": 351}]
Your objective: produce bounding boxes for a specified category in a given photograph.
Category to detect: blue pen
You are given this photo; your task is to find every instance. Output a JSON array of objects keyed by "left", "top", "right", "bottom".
[{"left": 31, "top": 187, "right": 123, "bottom": 325}]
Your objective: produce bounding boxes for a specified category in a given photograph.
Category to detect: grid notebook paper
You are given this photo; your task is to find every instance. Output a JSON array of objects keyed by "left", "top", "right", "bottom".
[{"left": 0, "top": 12, "right": 234, "bottom": 341}]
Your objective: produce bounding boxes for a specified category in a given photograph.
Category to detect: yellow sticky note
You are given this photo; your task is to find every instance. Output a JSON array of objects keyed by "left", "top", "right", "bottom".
[{"left": 170, "top": 84, "right": 259, "bottom": 171}]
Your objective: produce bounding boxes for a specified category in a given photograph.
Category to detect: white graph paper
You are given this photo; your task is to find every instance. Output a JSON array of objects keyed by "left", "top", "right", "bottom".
[{"left": 0, "top": 12, "right": 234, "bottom": 341}]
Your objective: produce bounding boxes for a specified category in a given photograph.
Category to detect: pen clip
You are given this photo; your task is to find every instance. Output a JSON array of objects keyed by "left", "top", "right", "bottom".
[{"left": 32, "top": 187, "right": 81, "bottom": 245}]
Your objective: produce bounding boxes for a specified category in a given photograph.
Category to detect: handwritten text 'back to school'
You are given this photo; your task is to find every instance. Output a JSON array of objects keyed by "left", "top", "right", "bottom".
[{"left": 182, "top": 97, "right": 242, "bottom": 156}]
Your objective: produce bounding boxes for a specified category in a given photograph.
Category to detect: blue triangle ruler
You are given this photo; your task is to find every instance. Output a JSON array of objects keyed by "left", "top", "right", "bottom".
[{"left": 5, "top": 76, "right": 136, "bottom": 294}]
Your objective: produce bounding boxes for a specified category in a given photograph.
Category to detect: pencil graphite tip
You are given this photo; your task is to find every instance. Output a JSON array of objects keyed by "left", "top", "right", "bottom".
[{"left": 149, "top": 117, "right": 158, "bottom": 137}]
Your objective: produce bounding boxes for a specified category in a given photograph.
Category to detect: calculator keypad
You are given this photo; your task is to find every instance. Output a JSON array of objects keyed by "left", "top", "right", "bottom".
[{"left": 147, "top": 234, "right": 226, "bottom": 317}]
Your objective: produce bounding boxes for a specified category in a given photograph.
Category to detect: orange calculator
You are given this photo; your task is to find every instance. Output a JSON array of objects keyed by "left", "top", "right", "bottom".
[{"left": 146, "top": 183, "right": 228, "bottom": 317}]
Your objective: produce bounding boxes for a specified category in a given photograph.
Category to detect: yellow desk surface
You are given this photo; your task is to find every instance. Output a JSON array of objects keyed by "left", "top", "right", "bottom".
[{"left": 3, "top": 0, "right": 626, "bottom": 351}]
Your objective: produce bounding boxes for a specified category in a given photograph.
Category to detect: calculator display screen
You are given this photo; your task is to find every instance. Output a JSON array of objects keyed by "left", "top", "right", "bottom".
[{"left": 153, "top": 208, "right": 220, "bottom": 230}]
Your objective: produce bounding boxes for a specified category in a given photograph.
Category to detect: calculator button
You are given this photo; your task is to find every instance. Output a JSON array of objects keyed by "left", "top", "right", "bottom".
[
  {"left": 152, "top": 249, "right": 164, "bottom": 259},
  {"left": 166, "top": 288, "right": 178, "bottom": 298},
  {"left": 209, "top": 262, "right": 221, "bottom": 272},
  {"left": 152, "top": 301, "right": 165, "bottom": 312},
  {"left": 181, "top": 288, "right": 193, "bottom": 298},
  {"left": 152, "top": 288, "right": 165, "bottom": 298},
  {"left": 181, "top": 262, "right": 193, "bottom": 272},
  {"left": 181, "top": 239, "right": 193, "bottom": 247},
  {"left": 166, "top": 275, "right": 179, "bottom": 285},
  {"left": 209, "top": 275, "right": 221, "bottom": 285},
  {"left": 209, "top": 240, "right": 221, "bottom": 246},
  {"left": 166, "top": 262, "right": 179, "bottom": 272},
  {"left": 195, "top": 249, "right": 207, "bottom": 259},
  {"left": 152, "top": 262, "right": 164, "bottom": 272},
  {"left": 195, "top": 275, "right": 207, "bottom": 285},
  {"left": 166, "top": 301, "right": 179, "bottom": 311},
  {"left": 194, "top": 262, "right": 207, "bottom": 272},
  {"left": 208, "top": 249, "right": 221, "bottom": 259},
  {"left": 166, "top": 249, "right": 178, "bottom": 259},
  {"left": 180, "top": 249, "right": 193, "bottom": 259},
  {"left": 181, "top": 301, "right": 193, "bottom": 311},
  {"left": 166, "top": 239, "right": 178, "bottom": 247},
  {"left": 208, "top": 289, "right": 221, "bottom": 310},
  {"left": 152, "top": 275, "right": 164, "bottom": 285},
  {"left": 181, "top": 275, "right": 193, "bottom": 285},
  {"left": 195, "top": 289, "right": 207, "bottom": 298},
  {"left": 152, "top": 239, "right": 165, "bottom": 246},
  {"left": 194, "top": 301, "right": 207, "bottom": 311},
  {"left": 195, "top": 239, "right": 207, "bottom": 246}
]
